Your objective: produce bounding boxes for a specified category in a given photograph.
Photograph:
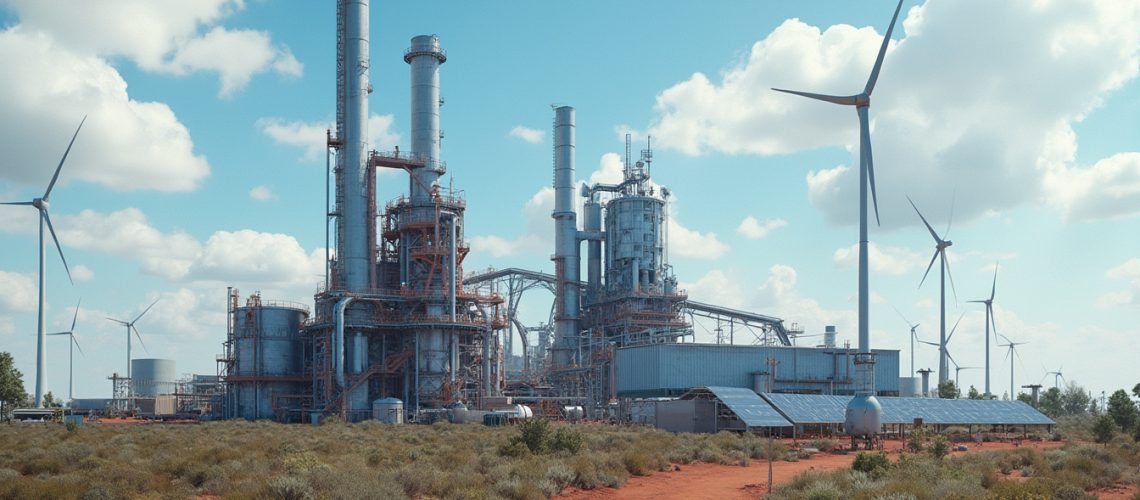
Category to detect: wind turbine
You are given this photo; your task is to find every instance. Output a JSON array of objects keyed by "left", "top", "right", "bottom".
[
  {"left": 968, "top": 263, "right": 1000, "bottom": 398},
  {"left": 918, "top": 312, "right": 964, "bottom": 396},
  {"left": 952, "top": 364, "right": 980, "bottom": 395},
  {"left": 1, "top": 116, "right": 85, "bottom": 407},
  {"left": 909, "top": 195, "right": 957, "bottom": 386},
  {"left": 892, "top": 306, "right": 921, "bottom": 376},
  {"left": 772, "top": 0, "right": 904, "bottom": 438},
  {"left": 47, "top": 300, "right": 83, "bottom": 403},
  {"left": 1044, "top": 365, "right": 1065, "bottom": 389},
  {"left": 106, "top": 298, "right": 160, "bottom": 393},
  {"left": 999, "top": 334, "right": 1028, "bottom": 401}
]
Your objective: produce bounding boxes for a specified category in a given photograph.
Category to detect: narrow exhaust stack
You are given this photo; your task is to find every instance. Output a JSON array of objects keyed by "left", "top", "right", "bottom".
[{"left": 551, "top": 106, "right": 579, "bottom": 368}]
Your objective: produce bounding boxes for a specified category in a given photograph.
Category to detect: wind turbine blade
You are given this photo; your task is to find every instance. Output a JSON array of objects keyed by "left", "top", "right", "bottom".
[
  {"left": 946, "top": 349, "right": 958, "bottom": 369},
  {"left": 989, "top": 304, "right": 998, "bottom": 336},
  {"left": 132, "top": 325, "right": 148, "bottom": 354},
  {"left": 944, "top": 250, "right": 959, "bottom": 304},
  {"left": 42, "top": 211, "right": 73, "bottom": 284},
  {"left": 919, "top": 250, "right": 938, "bottom": 288},
  {"left": 69, "top": 299, "right": 81, "bottom": 332},
  {"left": 859, "top": 107, "right": 880, "bottom": 226},
  {"left": 0, "top": 201, "right": 35, "bottom": 206},
  {"left": 990, "top": 263, "right": 998, "bottom": 302},
  {"left": 73, "top": 336, "right": 84, "bottom": 357},
  {"left": 907, "top": 196, "right": 941, "bottom": 243},
  {"left": 44, "top": 115, "right": 87, "bottom": 201},
  {"left": 947, "top": 312, "right": 966, "bottom": 343},
  {"left": 47, "top": 332, "right": 69, "bottom": 336},
  {"left": 918, "top": 340, "right": 939, "bottom": 347},
  {"left": 891, "top": 305, "right": 910, "bottom": 326},
  {"left": 864, "top": 0, "right": 904, "bottom": 96},
  {"left": 106, "top": 317, "right": 129, "bottom": 326},
  {"left": 133, "top": 298, "right": 161, "bottom": 323},
  {"left": 945, "top": 189, "right": 957, "bottom": 237},
  {"left": 770, "top": 88, "right": 859, "bottom": 106}
]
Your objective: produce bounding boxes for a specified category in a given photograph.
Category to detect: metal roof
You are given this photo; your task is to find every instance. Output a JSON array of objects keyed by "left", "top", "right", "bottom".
[
  {"left": 761, "top": 393, "right": 1055, "bottom": 426},
  {"left": 683, "top": 386, "right": 791, "bottom": 428}
]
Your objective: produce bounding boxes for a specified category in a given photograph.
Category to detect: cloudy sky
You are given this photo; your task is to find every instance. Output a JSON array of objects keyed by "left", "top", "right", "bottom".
[{"left": 0, "top": 0, "right": 1137, "bottom": 401}]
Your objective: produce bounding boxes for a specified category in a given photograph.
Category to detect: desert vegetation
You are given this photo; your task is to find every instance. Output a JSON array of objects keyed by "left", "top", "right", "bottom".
[
  {"left": 770, "top": 417, "right": 1140, "bottom": 500},
  {"left": 0, "top": 419, "right": 787, "bottom": 499}
]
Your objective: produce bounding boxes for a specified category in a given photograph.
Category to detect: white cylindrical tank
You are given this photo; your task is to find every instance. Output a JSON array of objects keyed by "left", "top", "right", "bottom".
[
  {"left": 131, "top": 358, "right": 176, "bottom": 397},
  {"left": 823, "top": 326, "right": 837, "bottom": 348},
  {"left": 899, "top": 376, "right": 922, "bottom": 397}
]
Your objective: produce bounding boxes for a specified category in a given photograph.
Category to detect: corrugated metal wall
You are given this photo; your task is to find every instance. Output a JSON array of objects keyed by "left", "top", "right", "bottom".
[{"left": 616, "top": 343, "right": 900, "bottom": 397}]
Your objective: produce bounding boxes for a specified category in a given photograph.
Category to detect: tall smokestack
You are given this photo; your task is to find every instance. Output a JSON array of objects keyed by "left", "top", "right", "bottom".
[
  {"left": 405, "top": 35, "right": 446, "bottom": 203},
  {"left": 338, "top": 0, "right": 371, "bottom": 291},
  {"left": 552, "top": 106, "right": 579, "bottom": 368}
]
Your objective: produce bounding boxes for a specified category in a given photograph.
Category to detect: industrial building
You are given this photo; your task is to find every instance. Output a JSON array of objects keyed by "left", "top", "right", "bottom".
[
  {"left": 616, "top": 343, "right": 901, "bottom": 398},
  {"left": 216, "top": 1, "right": 912, "bottom": 424},
  {"left": 220, "top": 1, "right": 505, "bottom": 422}
]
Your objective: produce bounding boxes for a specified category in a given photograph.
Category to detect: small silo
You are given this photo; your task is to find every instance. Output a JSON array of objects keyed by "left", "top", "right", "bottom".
[
  {"left": 372, "top": 397, "right": 404, "bottom": 424},
  {"left": 230, "top": 297, "right": 309, "bottom": 420},
  {"left": 131, "top": 358, "right": 177, "bottom": 397}
]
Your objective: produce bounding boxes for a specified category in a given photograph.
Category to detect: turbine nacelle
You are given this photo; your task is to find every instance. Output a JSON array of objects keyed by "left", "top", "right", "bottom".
[{"left": 32, "top": 198, "right": 48, "bottom": 210}]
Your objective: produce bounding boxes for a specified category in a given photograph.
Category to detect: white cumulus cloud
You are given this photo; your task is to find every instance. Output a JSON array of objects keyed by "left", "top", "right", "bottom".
[
  {"left": 644, "top": 0, "right": 1140, "bottom": 226},
  {"left": 249, "top": 185, "right": 274, "bottom": 201},
  {"left": 508, "top": 125, "right": 544, "bottom": 144},
  {"left": 833, "top": 242, "right": 927, "bottom": 276},
  {"left": 737, "top": 216, "right": 787, "bottom": 240}
]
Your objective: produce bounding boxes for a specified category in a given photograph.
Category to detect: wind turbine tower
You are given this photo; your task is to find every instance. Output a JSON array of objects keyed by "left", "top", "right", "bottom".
[
  {"left": 47, "top": 301, "right": 83, "bottom": 402},
  {"left": 772, "top": 0, "right": 904, "bottom": 445},
  {"left": 969, "top": 263, "right": 1000, "bottom": 398},
  {"left": 106, "top": 298, "right": 160, "bottom": 395},
  {"left": 909, "top": 196, "right": 956, "bottom": 386},
  {"left": 1, "top": 117, "right": 84, "bottom": 407}
]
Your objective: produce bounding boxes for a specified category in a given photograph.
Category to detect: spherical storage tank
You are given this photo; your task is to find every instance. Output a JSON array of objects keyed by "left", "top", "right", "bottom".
[
  {"left": 232, "top": 303, "right": 308, "bottom": 420},
  {"left": 131, "top": 358, "right": 176, "bottom": 397}
]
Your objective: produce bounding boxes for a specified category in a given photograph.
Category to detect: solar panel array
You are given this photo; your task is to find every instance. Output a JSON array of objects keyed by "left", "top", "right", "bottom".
[
  {"left": 703, "top": 386, "right": 792, "bottom": 427},
  {"left": 761, "top": 393, "right": 1055, "bottom": 426}
]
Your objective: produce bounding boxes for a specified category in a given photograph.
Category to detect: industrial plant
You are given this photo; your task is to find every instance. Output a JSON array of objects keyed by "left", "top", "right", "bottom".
[{"left": 3, "top": 0, "right": 1061, "bottom": 451}]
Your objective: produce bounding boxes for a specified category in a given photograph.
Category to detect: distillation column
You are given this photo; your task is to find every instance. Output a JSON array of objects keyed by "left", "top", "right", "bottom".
[
  {"left": 405, "top": 35, "right": 453, "bottom": 406},
  {"left": 338, "top": 0, "right": 371, "bottom": 291},
  {"left": 551, "top": 106, "right": 579, "bottom": 368}
]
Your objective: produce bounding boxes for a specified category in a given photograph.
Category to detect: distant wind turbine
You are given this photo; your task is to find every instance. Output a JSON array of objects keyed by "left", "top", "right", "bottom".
[
  {"left": 892, "top": 306, "right": 921, "bottom": 376},
  {"left": 919, "top": 312, "right": 965, "bottom": 393},
  {"left": 772, "top": 0, "right": 905, "bottom": 435},
  {"left": 968, "top": 263, "right": 1000, "bottom": 398},
  {"left": 909, "top": 195, "right": 958, "bottom": 386},
  {"left": 999, "top": 334, "right": 1028, "bottom": 400},
  {"left": 1044, "top": 364, "right": 1065, "bottom": 389},
  {"left": 106, "top": 298, "right": 160, "bottom": 393},
  {"left": 47, "top": 300, "right": 83, "bottom": 403},
  {"left": 1, "top": 116, "right": 85, "bottom": 407}
]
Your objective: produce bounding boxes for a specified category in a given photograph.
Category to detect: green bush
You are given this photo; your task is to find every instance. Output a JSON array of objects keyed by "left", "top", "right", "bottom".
[
  {"left": 928, "top": 436, "right": 950, "bottom": 459},
  {"left": 550, "top": 426, "right": 584, "bottom": 454},
  {"left": 851, "top": 451, "right": 891, "bottom": 477}
]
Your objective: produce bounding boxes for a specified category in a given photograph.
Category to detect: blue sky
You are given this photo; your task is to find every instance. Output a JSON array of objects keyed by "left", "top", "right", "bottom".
[{"left": 0, "top": 0, "right": 1137, "bottom": 402}]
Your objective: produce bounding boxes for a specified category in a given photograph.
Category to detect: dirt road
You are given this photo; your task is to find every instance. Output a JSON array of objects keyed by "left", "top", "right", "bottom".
[{"left": 558, "top": 440, "right": 1065, "bottom": 500}]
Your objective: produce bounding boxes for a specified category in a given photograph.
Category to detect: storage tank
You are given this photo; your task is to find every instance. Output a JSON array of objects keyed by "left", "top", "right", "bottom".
[
  {"left": 372, "top": 397, "right": 404, "bottom": 424},
  {"left": 844, "top": 394, "right": 882, "bottom": 436},
  {"left": 823, "top": 326, "right": 837, "bottom": 348},
  {"left": 231, "top": 301, "right": 308, "bottom": 420},
  {"left": 898, "top": 376, "right": 922, "bottom": 397},
  {"left": 131, "top": 358, "right": 176, "bottom": 397}
]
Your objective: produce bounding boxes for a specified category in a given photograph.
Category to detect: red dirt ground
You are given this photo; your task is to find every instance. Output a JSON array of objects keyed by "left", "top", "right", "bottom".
[{"left": 558, "top": 439, "right": 1068, "bottom": 500}]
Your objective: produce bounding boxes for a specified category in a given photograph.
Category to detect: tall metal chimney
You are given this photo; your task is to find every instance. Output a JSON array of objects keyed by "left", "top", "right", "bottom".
[
  {"left": 405, "top": 35, "right": 446, "bottom": 203},
  {"left": 337, "top": 0, "right": 371, "bottom": 291},
  {"left": 551, "top": 106, "right": 579, "bottom": 368}
]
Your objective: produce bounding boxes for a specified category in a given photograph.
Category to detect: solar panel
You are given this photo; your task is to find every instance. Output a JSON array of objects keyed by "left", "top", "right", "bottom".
[
  {"left": 761, "top": 393, "right": 1055, "bottom": 426},
  {"left": 703, "top": 386, "right": 792, "bottom": 428}
]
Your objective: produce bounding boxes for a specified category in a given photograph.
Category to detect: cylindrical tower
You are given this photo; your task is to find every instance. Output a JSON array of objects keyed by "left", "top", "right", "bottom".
[
  {"left": 232, "top": 302, "right": 309, "bottom": 420},
  {"left": 604, "top": 196, "right": 665, "bottom": 294},
  {"left": 338, "top": 0, "right": 371, "bottom": 291},
  {"left": 130, "top": 358, "right": 176, "bottom": 397},
  {"left": 551, "top": 106, "right": 579, "bottom": 368},
  {"left": 405, "top": 35, "right": 446, "bottom": 203}
]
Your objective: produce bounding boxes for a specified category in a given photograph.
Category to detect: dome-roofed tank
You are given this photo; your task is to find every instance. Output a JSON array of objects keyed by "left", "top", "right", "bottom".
[{"left": 844, "top": 394, "right": 882, "bottom": 436}]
